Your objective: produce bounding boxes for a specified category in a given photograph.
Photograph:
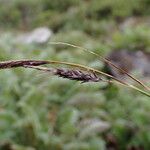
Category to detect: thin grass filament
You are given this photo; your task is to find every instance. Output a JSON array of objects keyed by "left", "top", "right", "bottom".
[{"left": 49, "top": 42, "right": 150, "bottom": 91}]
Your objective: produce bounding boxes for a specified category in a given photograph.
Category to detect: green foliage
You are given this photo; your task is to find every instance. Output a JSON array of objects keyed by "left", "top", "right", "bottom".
[
  {"left": 0, "top": 0, "right": 150, "bottom": 149},
  {"left": 0, "top": 0, "right": 149, "bottom": 30},
  {"left": 112, "top": 25, "right": 150, "bottom": 51}
]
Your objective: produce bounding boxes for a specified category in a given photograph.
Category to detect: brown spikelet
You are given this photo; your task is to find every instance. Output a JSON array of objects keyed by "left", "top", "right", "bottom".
[
  {"left": 0, "top": 60, "right": 149, "bottom": 97},
  {"left": 0, "top": 60, "right": 48, "bottom": 69},
  {"left": 55, "top": 68, "right": 102, "bottom": 83},
  {"left": 24, "top": 65, "right": 102, "bottom": 83}
]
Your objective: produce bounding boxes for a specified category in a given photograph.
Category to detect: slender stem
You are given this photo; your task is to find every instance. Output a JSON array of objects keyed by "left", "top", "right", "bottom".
[
  {"left": 129, "top": 85, "right": 150, "bottom": 97},
  {"left": 25, "top": 64, "right": 150, "bottom": 97},
  {"left": 0, "top": 60, "right": 125, "bottom": 85},
  {"left": 26, "top": 65, "right": 150, "bottom": 97},
  {"left": 45, "top": 60, "right": 128, "bottom": 86},
  {"left": 49, "top": 42, "right": 150, "bottom": 91},
  {"left": 0, "top": 59, "right": 149, "bottom": 97},
  {"left": 111, "top": 80, "right": 150, "bottom": 97}
]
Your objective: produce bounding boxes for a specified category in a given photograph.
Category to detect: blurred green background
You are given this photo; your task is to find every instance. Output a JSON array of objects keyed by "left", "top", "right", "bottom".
[{"left": 0, "top": 0, "right": 150, "bottom": 149}]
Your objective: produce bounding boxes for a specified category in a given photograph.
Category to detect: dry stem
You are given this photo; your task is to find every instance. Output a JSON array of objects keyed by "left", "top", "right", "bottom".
[
  {"left": 0, "top": 59, "right": 150, "bottom": 97},
  {"left": 50, "top": 42, "right": 150, "bottom": 91}
]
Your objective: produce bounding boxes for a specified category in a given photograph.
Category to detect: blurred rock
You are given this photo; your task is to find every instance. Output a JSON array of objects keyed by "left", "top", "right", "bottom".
[
  {"left": 17, "top": 27, "right": 53, "bottom": 44},
  {"left": 106, "top": 50, "right": 150, "bottom": 80}
]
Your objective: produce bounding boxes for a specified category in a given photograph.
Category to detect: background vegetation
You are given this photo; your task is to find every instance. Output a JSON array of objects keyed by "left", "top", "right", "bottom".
[{"left": 0, "top": 0, "right": 150, "bottom": 149}]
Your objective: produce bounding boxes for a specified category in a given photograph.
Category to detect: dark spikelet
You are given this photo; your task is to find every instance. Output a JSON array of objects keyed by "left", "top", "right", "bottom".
[
  {"left": 23, "top": 65, "right": 102, "bottom": 83},
  {"left": 55, "top": 68, "right": 101, "bottom": 83},
  {"left": 0, "top": 60, "right": 48, "bottom": 69}
]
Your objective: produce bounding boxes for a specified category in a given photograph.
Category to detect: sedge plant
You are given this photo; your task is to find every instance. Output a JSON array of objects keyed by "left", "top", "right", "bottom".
[{"left": 0, "top": 43, "right": 149, "bottom": 97}]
